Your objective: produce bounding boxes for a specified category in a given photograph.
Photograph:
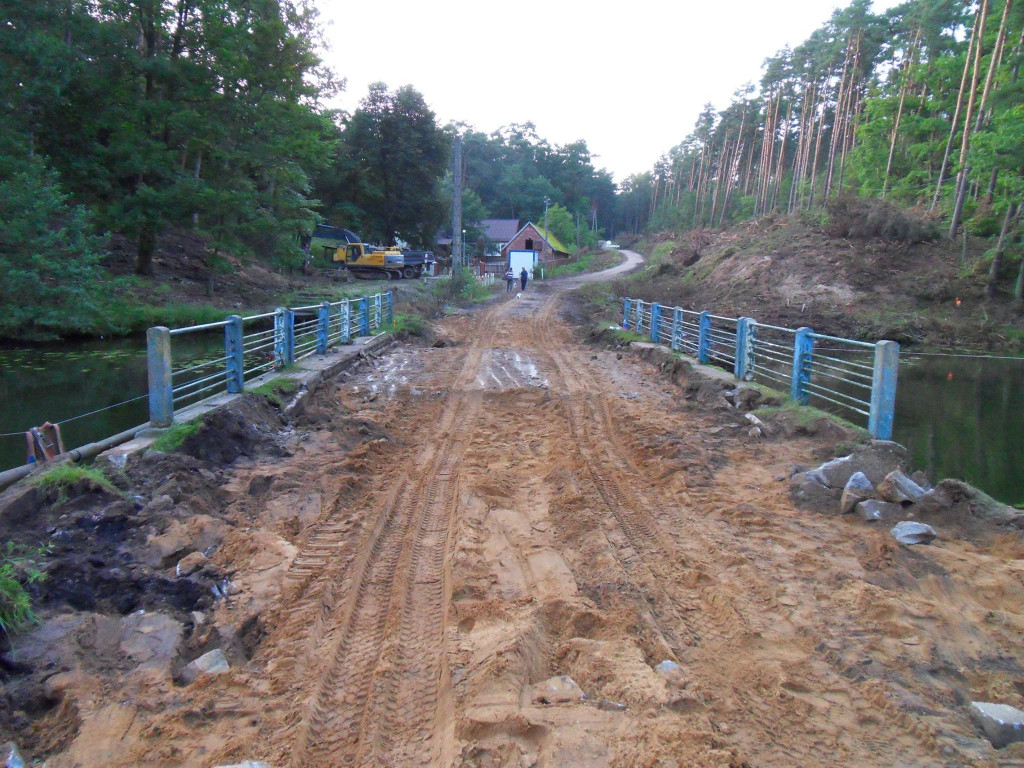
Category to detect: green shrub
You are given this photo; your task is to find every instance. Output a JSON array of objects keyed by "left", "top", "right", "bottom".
[
  {"left": 150, "top": 417, "right": 203, "bottom": 453},
  {"left": 0, "top": 542, "right": 50, "bottom": 636}
]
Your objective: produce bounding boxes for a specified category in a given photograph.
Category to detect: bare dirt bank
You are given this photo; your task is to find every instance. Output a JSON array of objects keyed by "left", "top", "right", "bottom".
[{"left": 3, "top": 261, "right": 1024, "bottom": 766}]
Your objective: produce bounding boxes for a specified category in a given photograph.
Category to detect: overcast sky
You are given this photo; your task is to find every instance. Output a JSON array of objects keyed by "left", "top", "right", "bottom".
[{"left": 317, "top": 0, "right": 903, "bottom": 184}]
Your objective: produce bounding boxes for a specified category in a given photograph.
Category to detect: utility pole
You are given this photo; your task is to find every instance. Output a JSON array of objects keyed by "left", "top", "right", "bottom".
[
  {"left": 451, "top": 135, "right": 463, "bottom": 269},
  {"left": 543, "top": 196, "right": 550, "bottom": 257}
]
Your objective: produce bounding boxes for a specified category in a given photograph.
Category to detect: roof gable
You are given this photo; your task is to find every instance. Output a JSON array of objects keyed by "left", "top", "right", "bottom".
[
  {"left": 480, "top": 219, "right": 520, "bottom": 242},
  {"left": 503, "top": 221, "right": 570, "bottom": 255}
]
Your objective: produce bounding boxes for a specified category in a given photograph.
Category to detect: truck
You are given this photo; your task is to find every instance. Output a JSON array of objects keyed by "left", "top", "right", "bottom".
[{"left": 307, "top": 225, "right": 434, "bottom": 280}]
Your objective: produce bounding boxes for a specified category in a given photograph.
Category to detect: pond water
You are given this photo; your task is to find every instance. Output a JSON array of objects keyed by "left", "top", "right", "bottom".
[
  {"left": 894, "top": 354, "right": 1024, "bottom": 508},
  {"left": 0, "top": 335, "right": 222, "bottom": 473},
  {"left": 1, "top": 340, "right": 1021, "bottom": 506}
]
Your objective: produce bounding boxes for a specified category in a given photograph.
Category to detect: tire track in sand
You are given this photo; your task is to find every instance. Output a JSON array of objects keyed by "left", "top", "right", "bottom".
[
  {"left": 527, "top": 292, "right": 958, "bottom": 765},
  {"left": 256, "top": 305, "right": 506, "bottom": 767}
]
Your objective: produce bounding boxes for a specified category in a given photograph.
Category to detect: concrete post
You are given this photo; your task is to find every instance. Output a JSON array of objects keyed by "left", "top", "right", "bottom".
[
  {"left": 386, "top": 291, "right": 395, "bottom": 325},
  {"left": 671, "top": 307, "right": 682, "bottom": 351},
  {"left": 317, "top": 302, "right": 330, "bottom": 354},
  {"left": 225, "top": 315, "right": 244, "bottom": 394},
  {"left": 734, "top": 318, "right": 755, "bottom": 381},
  {"left": 650, "top": 302, "right": 661, "bottom": 343},
  {"left": 341, "top": 299, "right": 351, "bottom": 343},
  {"left": 697, "top": 311, "right": 711, "bottom": 363},
  {"left": 623, "top": 298, "right": 631, "bottom": 329},
  {"left": 147, "top": 326, "right": 173, "bottom": 427},
  {"left": 868, "top": 340, "right": 900, "bottom": 440},
  {"left": 635, "top": 301, "right": 644, "bottom": 335},
  {"left": 274, "top": 307, "right": 294, "bottom": 368},
  {"left": 791, "top": 327, "right": 814, "bottom": 405},
  {"left": 359, "top": 297, "right": 370, "bottom": 336}
]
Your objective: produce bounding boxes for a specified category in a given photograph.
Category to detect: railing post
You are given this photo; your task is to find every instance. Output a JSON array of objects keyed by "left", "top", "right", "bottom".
[
  {"left": 868, "top": 340, "right": 900, "bottom": 440},
  {"left": 317, "top": 302, "right": 330, "bottom": 354},
  {"left": 734, "top": 317, "right": 755, "bottom": 381},
  {"left": 697, "top": 311, "right": 711, "bottom": 363},
  {"left": 274, "top": 307, "right": 294, "bottom": 368},
  {"left": 386, "top": 291, "right": 395, "bottom": 325},
  {"left": 635, "top": 300, "right": 644, "bottom": 335},
  {"left": 671, "top": 307, "right": 682, "bottom": 351},
  {"left": 791, "top": 327, "right": 814, "bottom": 404},
  {"left": 650, "top": 302, "right": 661, "bottom": 343},
  {"left": 341, "top": 299, "right": 351, "bottom": 343},
  {"left": 147, "top": 326, "right": 173, "bottom": 427},
  {"left": 225, "top": 315, "right": 244, "bottom": 394},
  {"left": 359, "top": 296, "right": 370, "bottom": 336},
  {"left": 623, "top": 298, "right": 631, "bottom": 329}
]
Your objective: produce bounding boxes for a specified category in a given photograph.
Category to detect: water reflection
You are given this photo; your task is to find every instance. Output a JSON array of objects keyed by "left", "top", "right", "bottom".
[{"left": 894, "top": 354, "right": 1024, "bottom": 507}]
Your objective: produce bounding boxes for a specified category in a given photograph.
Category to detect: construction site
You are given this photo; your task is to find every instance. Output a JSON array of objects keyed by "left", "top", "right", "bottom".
[{"left": 2, "top": 255, "right": 1024, "bottom": 767}]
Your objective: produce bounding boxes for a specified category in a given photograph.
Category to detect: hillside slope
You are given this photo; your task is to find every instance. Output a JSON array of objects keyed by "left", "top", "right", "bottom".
[{"left": 604, "top": 212, "right": 1023, "bottom": 351}]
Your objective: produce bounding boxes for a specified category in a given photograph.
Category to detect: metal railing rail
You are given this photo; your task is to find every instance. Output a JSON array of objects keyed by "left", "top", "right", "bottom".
[
  {"left": 148, "top": 291, "right": 395, "bottom": 427},
  {"left": 622, "top": 297, "right": 899, "bottom": 439}
]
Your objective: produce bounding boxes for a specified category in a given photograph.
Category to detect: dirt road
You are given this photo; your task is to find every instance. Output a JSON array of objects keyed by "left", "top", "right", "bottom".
[{"left": 38, "top": 252, "right": 1024, "bottom": 766}]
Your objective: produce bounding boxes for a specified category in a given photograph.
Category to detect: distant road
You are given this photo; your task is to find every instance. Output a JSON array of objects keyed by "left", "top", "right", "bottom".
[{"left": 550, "top": 248, "right": 645, "bottom": 287}]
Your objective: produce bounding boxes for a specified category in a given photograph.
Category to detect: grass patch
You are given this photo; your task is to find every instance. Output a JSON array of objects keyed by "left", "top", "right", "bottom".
[
  {"left": 754, "top": 400, "right": 869, "bottom": 437},
  {"left": 249, "top": 377, "right": 300, "bottom": 407},
  {"left": 150, "top": 417, "right": 203, "bottom": 453},
  {"left": 0, "top": 542, "right": 50, "bottom": 637},
  {"left": 609, "top": 328, "right": 649, "bottom": 345},
  {"left": 31, "top": 463, "right": 119, "bottom": 501},
  {"left": 544, "top": 251, "right": 622, "bottom": 279},
  {"left": 392, "top": 312, "right": 427, "bottom": 336}
]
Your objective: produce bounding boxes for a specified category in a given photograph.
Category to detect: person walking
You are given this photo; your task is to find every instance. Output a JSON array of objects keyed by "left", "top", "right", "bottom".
[
  {"left": 505, "top": 267, "right": 515, "bottom": 292},
  {"left": 520, "top": 267, "right": 528, "bottom": 292}
]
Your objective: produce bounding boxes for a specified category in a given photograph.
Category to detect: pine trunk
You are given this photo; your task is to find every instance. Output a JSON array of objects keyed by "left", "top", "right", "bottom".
[
  {"left": 987, "top": 202, "right": 1019, "bottom": 298},
  {"left": 932, "top": 8, "right": 981, "bottom": 210},
  {"left": 949, "top": 0, "right": 993, "bottom": 239}
]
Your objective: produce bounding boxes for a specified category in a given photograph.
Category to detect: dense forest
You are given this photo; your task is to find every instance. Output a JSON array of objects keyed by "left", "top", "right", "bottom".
[
  {"left": 615, "top": 0, "right": 1024, "bottom": 302},
  {"left": 6, "top": 0, "right": 1024, "bottom": 339},
  {"left": 0, "top": 0, "right": 614, "bottom": 338}
]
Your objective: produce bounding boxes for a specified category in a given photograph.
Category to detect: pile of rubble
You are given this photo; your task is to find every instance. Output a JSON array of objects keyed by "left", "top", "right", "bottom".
[{"left": 790, "top": 440, "right": 1024, "bottom": 544}]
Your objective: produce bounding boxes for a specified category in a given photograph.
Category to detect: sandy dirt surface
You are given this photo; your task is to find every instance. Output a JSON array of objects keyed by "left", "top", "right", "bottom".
[{"left": 20, "top": 251, "right": 1024, "bottom": 767}]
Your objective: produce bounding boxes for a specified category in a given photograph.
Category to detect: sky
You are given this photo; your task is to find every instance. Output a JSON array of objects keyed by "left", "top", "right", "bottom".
[{"left": 317, "top": 0, "right": 905, "bottom": 183}]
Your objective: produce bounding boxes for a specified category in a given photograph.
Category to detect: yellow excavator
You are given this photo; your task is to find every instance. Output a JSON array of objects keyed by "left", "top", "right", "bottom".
[{"left": 307, "top": 225, "right": 433, "bottom": 280}]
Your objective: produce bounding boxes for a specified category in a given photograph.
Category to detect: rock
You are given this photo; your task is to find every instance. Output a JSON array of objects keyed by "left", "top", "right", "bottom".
[
  {"left": 654, "top": 659, "right": 688, "bottom": 688},
  {"left": 176, "top": 551, "right": 208, "bottom": 577},
  {"left": 119, "top": 612, "right": 183, "bottom": 670},
  {"left": 890, "top": 521, "right": 937, "bottom": 546},
  {"left": 789, "top": 471, "right": 841, "bottom": 511},
  {"left": 143, "top": 494, "right": 175, "bottom": 514},
  {"left": 733, "top": 386, "right": 762, "bottom": 411},
  {"left": 179, "top": 648, "right": 230, "bottom": 684},
  {"left": 969, "top": 701, "right": 1024, "bottom": 748},
  {"left": 530, "top": 675, "right": 584, "bottom": 705},
  {"left": 840, "top": 472, "right": 875, "bottom": 515},
  {"left": 2, "top": 742, "right": 24, "bottom": 768},
  {"left": 855, "top": 499, "right": 902, "bottom": 523},
  {"left": 914, "top": 479, "right": 1024, "bottom": 529},
  {"left": 877, "top": 470, "right": 926, "bottom": 504},
  {"left": 596, "top": 698, "right": 627, "bottom": 712},
  {"left": 909, "top": 470, "right": 932, "bottom": 492},
  {"left": 814, "top": 442, "right": 906, "bottom": 488}
]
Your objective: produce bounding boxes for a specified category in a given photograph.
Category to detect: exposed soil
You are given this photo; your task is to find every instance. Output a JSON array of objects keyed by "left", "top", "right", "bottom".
[
  {"left": 608, "top": 217, "right": 1024, "bottom": 351},
  {"left": 4, "top": 254, "right": 1024, "bottom": 766}
]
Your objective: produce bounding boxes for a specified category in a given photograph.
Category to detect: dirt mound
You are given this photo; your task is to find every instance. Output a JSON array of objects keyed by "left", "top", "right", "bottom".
[
  {"left": 607, "top": 215, "right": 1023, "bottom": 350},
  {"left": 181, "top": 394, "right": 287, "bottom": 464}
]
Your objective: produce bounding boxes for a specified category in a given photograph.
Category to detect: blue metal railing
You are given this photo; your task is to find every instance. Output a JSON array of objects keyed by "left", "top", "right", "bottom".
[
  {"left": 147, "top": 291, "right": 394, "bottom": 426},
  {"left": 623, "top": 297, "right": 899, "bottom": 439}
]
